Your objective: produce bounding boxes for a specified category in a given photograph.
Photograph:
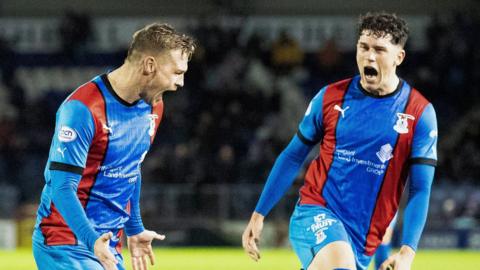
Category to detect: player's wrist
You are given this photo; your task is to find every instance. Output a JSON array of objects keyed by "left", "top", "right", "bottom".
[
  {"left": 252, "top": 212, "right": 265, "bottom": 222},
  {"left": 399, "top": 245, "right": 416, "bottom": 260}
]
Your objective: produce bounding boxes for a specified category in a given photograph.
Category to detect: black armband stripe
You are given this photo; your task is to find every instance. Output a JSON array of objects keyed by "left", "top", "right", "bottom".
[
  {"left": 50, "top": 162, "right": 84, "bottom": 175},
  {"left": 296, "top": 130, "right": 317, "bottom": 146},
  {"left": 410, "top": 158, "right": 437, "bottom": 167}
]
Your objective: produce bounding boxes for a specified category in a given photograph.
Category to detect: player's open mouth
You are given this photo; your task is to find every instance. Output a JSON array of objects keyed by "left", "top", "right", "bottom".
[{"left": 364, "top": 66, "right": 378, "bottom": 80}]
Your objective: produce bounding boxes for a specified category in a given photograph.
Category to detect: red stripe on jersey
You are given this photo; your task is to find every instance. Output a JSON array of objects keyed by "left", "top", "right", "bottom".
[
  {"left": 364, "top": 88, "right": 430, "bottom": 255},
  {"left": 299, "top": 78, "right": 351, "bottom": 205},
  {"left": 115, "top": 229, "right": 124, "bottom": 254},
  {"left": 149, "top": 100, "right": 164, "bottom": 144},
  {"left": 40, "top": 81, "right": 109, "bottom": 246}
]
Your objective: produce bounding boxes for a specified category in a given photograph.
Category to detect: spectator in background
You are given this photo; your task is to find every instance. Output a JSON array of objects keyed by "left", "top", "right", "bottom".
[
  {"left": 271, "top": 30, "right": 304, "bottom": 74},
  {"left": 59, "top": 10, "right": 93, "bottom": 63},
  {"left": 0, "top": 37, "right": 16, "bottom": 85}
]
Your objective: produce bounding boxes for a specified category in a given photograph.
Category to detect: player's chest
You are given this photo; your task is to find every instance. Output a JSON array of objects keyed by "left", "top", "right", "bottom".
[
  {"left": 323, "top": 95, "right": 415, "bottom": 145},
  {"left": 99, "top": 107, "right": 159, "bottom": 162}
]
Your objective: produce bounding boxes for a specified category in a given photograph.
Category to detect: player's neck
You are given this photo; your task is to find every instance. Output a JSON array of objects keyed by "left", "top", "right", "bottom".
[
  {"left": 362, "top": 75, "right": 400, "bottom": 96},
  {"left": 107, "top": 65, "right": 142, "bottom": 104}
]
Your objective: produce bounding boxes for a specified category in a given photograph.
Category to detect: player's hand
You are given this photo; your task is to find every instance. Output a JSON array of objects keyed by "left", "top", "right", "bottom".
[
  {"left": 242, "top": 212, "right": 264, "bottom": 262},
  {"left": 127, "top": 230, "right": 166, "bottom": 270},
  {"left": 94, "top": 232, "right": 119, "bottom": 270},
  {"left": 379, "top": 245, "right": 415, "bottom": 270}
]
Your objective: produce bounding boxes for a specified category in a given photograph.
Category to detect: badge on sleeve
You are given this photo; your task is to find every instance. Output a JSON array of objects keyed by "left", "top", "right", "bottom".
[{"left": 58, "top": 126, "right": 77, "bottom": 142}]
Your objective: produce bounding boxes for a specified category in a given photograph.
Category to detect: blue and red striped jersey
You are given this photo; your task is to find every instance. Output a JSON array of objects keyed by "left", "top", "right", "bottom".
[
  {"left": 297, "top": 75, "right": 437, "bottom": 255},
  {"left": 34, "top": 74, "right": 163, "bottom": 248}
]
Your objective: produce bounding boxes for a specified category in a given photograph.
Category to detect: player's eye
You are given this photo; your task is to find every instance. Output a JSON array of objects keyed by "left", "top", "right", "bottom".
[{"left": 359, "top": 44, "right": 368, "bottom": 51}]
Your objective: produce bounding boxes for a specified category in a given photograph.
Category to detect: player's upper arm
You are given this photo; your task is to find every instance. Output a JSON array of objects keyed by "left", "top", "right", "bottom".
[
  {"left": 297, "top": 87, "right": 326, "bottom": 145},
  {"left": 49, "top": 100, "right": 95, "bottom": 174},
  {"left": 410, "top": 103, "right": 437, "bottom": 166}
]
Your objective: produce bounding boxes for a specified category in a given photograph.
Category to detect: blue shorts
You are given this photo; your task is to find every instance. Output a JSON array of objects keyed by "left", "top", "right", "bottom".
[
  {"left": 33, "top": 229, "right": 125, "bottom": 270},
  {"left": 289, "top": 204, "right": 372, "bottom": 270}
]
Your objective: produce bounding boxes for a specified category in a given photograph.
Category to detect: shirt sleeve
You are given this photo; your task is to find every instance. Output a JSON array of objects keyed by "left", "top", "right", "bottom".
[
  {"left": 254, "top": 135, "right": 313, "bottom": 216},
  {"left": 297, "top": 87, "right": 326, "bottom": 145},
  {"left": 48, "top": 100, "right": 95, "bottom": 173},
  {"left": 124, "top": 175, "right": 145, "bottom": 236},
  {"left": 49, "top": 170, "right": 100, "bottom": 251},
  {"left": 401, "top": 164, "right": 435, "bottom": 251},
  {"left": 410, "top": 104, "right": 437, "bottom": 166}
]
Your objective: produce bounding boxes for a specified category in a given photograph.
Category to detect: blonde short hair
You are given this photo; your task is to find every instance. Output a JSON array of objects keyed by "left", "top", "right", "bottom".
[{"left": 127, "top": 23, "right": 196, "bottom": 61}]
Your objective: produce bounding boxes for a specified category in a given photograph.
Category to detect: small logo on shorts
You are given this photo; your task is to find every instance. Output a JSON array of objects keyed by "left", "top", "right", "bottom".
[{"left": 307, "top": 214, "right": 338, "bottom": 245}]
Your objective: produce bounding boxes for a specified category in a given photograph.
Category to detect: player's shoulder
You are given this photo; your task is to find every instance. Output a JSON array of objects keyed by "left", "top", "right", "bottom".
[
  {"left": 403, "top": 82, "right": 436, "bottom": 123},
  {"left": 326, "top": 77, "right": 354, "bottom": 90},
  {"left": 311, "top": 77, "right": 353, "bottom": 98},
  {"left": 63, "top": 77, "right": 106, "bottom": 111},
  {"left": 405, "top": 82, "right": 433, "bottom": 110}
]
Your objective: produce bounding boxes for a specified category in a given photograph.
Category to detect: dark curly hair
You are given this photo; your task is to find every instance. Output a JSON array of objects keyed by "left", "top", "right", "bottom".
[{"left": 357, "top": 12, "right": 409, "bottom": 47}]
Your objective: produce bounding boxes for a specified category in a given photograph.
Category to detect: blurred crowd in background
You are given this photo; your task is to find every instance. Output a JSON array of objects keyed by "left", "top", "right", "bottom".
[{"left": 0, "top": 11, "right": 479, "bottom": 233}]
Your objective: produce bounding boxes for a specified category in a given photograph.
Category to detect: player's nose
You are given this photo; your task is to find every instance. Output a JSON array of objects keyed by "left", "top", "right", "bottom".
[
  {"left": 175, "top": 78, "right": 184, "bottom": 88},
  {"left": 367, "top": 50, "right": 376, "bottom": 61}
]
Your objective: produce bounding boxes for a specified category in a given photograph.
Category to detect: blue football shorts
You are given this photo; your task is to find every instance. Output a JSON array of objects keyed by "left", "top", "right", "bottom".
[
  {"left": 33, "top": 229, "right": 125, "bottom": 270},
  {"left": 289, "top": 204, "right": 372, "bottom": 270}
]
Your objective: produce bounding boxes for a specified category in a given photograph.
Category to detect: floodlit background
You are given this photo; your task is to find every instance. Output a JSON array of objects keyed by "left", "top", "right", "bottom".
[{"left": 0, "top": 0, "right": 479, "bottom": 269}]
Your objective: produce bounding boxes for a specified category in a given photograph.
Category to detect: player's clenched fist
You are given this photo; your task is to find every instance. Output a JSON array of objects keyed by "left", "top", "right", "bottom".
[{"left": 242, "top": 212, "right": 265, "bottom": 262}]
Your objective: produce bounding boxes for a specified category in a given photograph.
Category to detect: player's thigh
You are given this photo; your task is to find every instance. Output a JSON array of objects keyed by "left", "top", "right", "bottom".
[
  {"left": 289, "top": 204, "right": 356, "bottom": 270},
  {"left": 33, "top": 240, "right": 104, "bottom": 270},
  {"left": 308, "top": 240, "right": 356, "bottom": 270}
]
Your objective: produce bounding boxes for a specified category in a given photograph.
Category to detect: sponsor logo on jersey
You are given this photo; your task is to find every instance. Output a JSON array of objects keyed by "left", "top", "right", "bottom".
[
  {"left": 58, "top": 126, "right": 77, "bottom": 142},
  {"left": 148, "top": 114, "right": 158, "bottom": 137},
  {"left": 103, "top": 123, "right": 113, "bottom": 134},
  {"left": 56, "top": 147, "right": 67, "bottom": 158},
  {"left": 334, "top": 104, "right": 350, "bottom": 118},
  {"left": 336, "top": 148, "right": 387, "bottom": 175},
  {"left": 393, "top": 113, "right": 415, "bottom": 134},
  {"left": 376, "top": 143, "right": 394, "bottom": 163}
]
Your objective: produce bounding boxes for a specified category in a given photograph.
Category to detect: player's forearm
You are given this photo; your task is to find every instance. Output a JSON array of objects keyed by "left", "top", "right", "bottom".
[
  {"left": 401, "top": 164, "right": 434, "bottom": 250},
  {"left": 125, "top": 176, "right": 145, "bottom": 236},
  {"left": 255, "top": 135, "right": 312, "bottom": 216},
  {"left": 50, "top": 170, "right": 100, "bottom": 250}
]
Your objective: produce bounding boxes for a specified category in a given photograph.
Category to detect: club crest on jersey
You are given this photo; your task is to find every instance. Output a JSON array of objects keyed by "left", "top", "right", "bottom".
[
  {"left": 58, "top": 126, "right": 77, "bottom": 142},
  {"left": 148, "top": 114, "right": 159, "bottom": 137},
  {"left": 393, "top": 113, "right": 415, "bottom": 134}
]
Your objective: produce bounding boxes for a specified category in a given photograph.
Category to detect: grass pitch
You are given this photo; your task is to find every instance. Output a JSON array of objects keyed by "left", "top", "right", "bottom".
[{"left": 0, "top": 247, "right": 478, "bottom": 270}]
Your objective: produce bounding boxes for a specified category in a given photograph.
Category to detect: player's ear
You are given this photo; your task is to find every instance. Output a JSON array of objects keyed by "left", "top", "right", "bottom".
[
  {"left": 143, "top": 56, "right": 156, "bottom": 75},
  {"left": 395, "top": 49, "right": 405, "bottom": 66}
]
